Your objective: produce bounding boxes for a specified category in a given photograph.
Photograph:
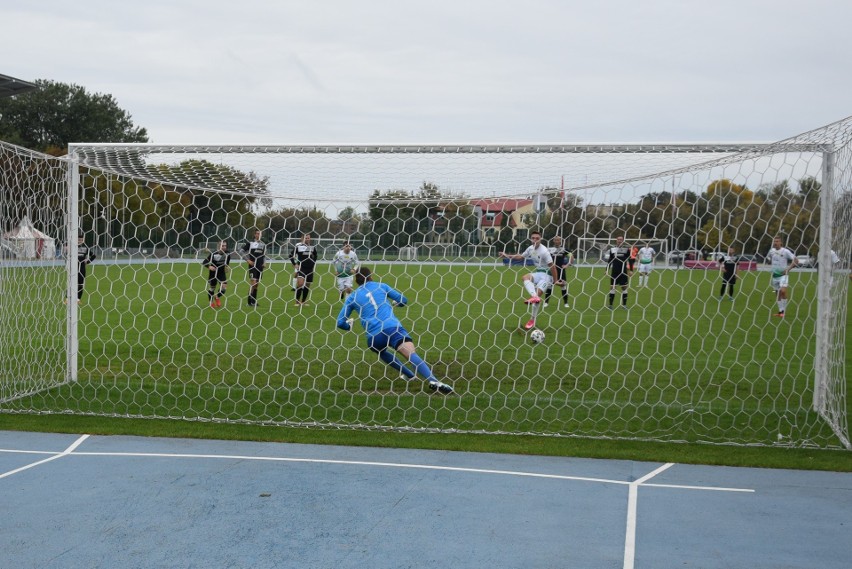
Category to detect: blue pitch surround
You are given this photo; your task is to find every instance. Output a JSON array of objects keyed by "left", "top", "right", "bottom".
[{"left": 1, "top": 431, "right": 850, "bottom": 569}]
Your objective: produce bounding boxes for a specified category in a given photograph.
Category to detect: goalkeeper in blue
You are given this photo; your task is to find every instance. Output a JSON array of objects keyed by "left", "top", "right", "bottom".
[{"left": 336, "top": 267, "right": 454, "bottom": 395}]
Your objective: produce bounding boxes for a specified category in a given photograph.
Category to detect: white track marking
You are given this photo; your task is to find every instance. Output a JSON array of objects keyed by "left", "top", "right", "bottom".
[
  {"left": 623, "top": 463, "right": 675, "bottom": 569},
  {"left": 63, "top": 451, "right": 635, "bottom": 485},
  {"left": 643, "top": 482, "right": 754, "bottom": 493},
  {"left": 1, "top": 436, "right": 756, "bottom": 568},
  {"left": 0, "top": 434, "right": 89, "bottom": 480},
  {"left": 0, "top": 444, "right": 756, "bottom": 494}
]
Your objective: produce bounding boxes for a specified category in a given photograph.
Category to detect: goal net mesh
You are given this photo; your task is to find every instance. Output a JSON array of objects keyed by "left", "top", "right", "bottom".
[{"left": 1, "top": 118, "right": 850, "bottom": 449}]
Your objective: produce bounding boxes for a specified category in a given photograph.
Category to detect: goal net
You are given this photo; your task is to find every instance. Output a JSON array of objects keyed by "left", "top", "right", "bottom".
[
  {"left": 1, "top": 119, "right": 850, "bottom": 449},
  {"left": 0, "top": 143, "right": 67, "bottom": 402}
]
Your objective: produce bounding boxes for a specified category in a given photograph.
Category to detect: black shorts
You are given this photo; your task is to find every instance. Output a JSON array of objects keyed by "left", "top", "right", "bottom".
[
  {"left": 208, "top": 269, "right": 227, "bottom": 284},
  {"left": 555, "top": 267, "right": 567, "bottom": 282},
  {"left": 248, "top": 266, "right": 264, "bottom": 281},
  {"left": 296, "top": 269, "right": 315, "bottom": 283},
  {"left": 722, "top": 273, "right": 737, "bottom": 284},
  {"left": 610, "top": 273, "right": 629, "bottom": 287}
]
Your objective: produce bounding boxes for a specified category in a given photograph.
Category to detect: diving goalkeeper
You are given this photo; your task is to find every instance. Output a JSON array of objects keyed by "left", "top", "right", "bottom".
[{"left": 336, "top": 267, "right": 454, "bottom": 394}]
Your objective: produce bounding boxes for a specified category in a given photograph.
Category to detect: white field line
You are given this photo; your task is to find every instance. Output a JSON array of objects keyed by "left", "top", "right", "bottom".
[
  {"left": 1, "top": 444, "right": 756, "bottom": 494},
  {"left": 621, "top": 463, "right": 754, "bottom": 569},
  {"left": 0, "top": 434, "right": 89, "bottom": 480}
]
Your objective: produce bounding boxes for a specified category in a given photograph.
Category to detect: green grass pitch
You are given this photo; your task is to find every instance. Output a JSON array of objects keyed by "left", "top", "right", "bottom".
[{"left": 1, "top": 260, "right": 848, "bottom": 447}]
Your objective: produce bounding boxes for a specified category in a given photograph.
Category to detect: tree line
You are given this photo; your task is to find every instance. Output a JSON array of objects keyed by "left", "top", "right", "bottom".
[{"left": 537, "top": 176, "right": 822, "bottom": 257}]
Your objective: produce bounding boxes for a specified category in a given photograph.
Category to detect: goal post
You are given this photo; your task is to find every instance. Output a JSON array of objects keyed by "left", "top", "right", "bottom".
[{"left": 1, "top": 122, "right": 850, "bottom": 449}]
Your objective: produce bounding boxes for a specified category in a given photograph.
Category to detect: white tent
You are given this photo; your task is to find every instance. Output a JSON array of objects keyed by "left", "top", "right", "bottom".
[{"left": 2, "top": 216, "right": 57, "bottom": 259}]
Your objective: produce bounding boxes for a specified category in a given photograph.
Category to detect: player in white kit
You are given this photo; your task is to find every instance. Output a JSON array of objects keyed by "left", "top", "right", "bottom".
[
  {"left": 499, "top": 231, "right": 563, "bottom": 331},
  {"left": 766, "top": 235, "right": 798, "bottom": 317}
]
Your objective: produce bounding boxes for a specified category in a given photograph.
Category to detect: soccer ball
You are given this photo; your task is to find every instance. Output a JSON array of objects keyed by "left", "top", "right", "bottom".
[{"left": 530, "top": 329, "right": 545, "bottom": 344}]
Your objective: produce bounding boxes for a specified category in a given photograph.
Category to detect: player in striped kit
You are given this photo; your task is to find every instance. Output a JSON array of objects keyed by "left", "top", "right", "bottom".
[
  {"left": 241, "top": 229, "right": 266, "bottom": 308},
  {"left": 290, "top": 233, "right": 318, "bottom": 306},
  {"left": 718, "top": 246, "right": 739, "bottom": 301},
  {"left": 201, "top": 240, "right": 231, "bottom": 308},
  {"left": 605, "top": 235, "right": 632, "bottom": 309},
  {"left": 544, "top": 235, "right": 571, "bottom": 308},
  {"left": 74, "top": 233, "right": 95, "bottom": 305}
]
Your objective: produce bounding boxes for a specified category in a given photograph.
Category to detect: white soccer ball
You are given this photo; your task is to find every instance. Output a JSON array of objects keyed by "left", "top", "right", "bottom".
[{"left": 530, "top": 329, "right": 545, "bottom": 344}]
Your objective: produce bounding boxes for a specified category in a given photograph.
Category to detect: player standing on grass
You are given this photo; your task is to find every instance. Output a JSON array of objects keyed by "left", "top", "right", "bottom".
[
  {"left": 241, "top": 229, "right": 266, "bottom": 308},
  {"left": 74, "top": 233, "right": 95, "bottom": 305},
  {"left": 767, "top": 235, "right": 798, "bottom": 317},
  {"left": 544, "top": 235, "right": 571, "bottom": 308},
  {"left": 499, "top": 231, "right": 562, "bottom": 331},
  {"left": 718, "top": 245, "right": 739, "bottom": 301},
  {"left": 290, "top": 233, "right": 318, "bottom": 306},
  {"left": 202, "top": 240, "right": 231, "bottom": 308},
  {"left": 331, "top": 242, "right": 359, "bottom": 301},
  {"left": 636, "top": 243, "right": 655, "bottom": 287},
  {"left": 337, "top": 267, "right": 454, "bottom": 395},
  {"left": 605, "top": 235, "right": 632, "bottom": 309}
]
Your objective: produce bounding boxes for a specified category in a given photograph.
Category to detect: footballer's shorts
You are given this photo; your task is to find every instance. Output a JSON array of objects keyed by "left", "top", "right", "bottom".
[
  {"left": 770, "top": 274, "right": 789, "bottom": 291},
  {"left": 248, "top": 266, "right": 264, "bottom": 281},
  {"left": 638, "top": 261, "right": 653, "bottom": 274},
  {"left": 336, "top": 275, "right": 354, "bottom": 292},
  {"left": 530, "top": 271, "right": 554, "bottom": 294},
  {"left": 208, "top": 268, "right": 228, "bottom": 285},
  {"left": 296, "top": 269, "right": 315, "bottom": 283},
  {"left": 367, "top": 326, "right": 412, "bottom": 353},
  {"left": 610, "top": 272, "right": 629, "bottom": 287}
]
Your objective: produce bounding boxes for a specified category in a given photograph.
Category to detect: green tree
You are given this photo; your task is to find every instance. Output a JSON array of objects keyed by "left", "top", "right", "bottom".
[
  {"left": 259, "top": 207, "right": 332, "bottom": 242},
  {"left": 0, "top": 80, "right": 148, "bottom": 153},
  {"left": 146, "top": 160, "right": 270, "bottom": 247},
  {"left": 337, "top": 206, "right": 361, "bottom": 223},
  {"left": 367, "top": 182, "right": 470, "bottom": 252},
  {"left": 699, "top": 179, "right": 757, "bottom": 251},
  {"left": 794, "top": 177, "right": 821, "bottom": 254}
]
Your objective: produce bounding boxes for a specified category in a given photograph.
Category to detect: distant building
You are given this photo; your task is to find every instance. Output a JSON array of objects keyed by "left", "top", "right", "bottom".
[
  {"left": 0, "top": 73, "right": 37, "bottom": 98},
  {"left": 470, "top": 198, "right": 536, "bottom": 244}
]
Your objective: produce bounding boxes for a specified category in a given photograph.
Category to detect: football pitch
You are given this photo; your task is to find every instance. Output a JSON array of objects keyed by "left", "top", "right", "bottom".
[{"left": 1, "top": 261, "right": 849, "bottom": 448}]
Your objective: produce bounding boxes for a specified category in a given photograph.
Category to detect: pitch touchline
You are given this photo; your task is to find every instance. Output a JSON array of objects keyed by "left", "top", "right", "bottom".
[{"left": 0, "top": 444, "right": 754, "bottom": 493}]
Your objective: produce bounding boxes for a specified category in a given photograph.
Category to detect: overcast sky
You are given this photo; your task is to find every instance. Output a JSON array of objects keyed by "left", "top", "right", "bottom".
[{"left": 4, "top": 0, "right": 852, "bottom": 145}]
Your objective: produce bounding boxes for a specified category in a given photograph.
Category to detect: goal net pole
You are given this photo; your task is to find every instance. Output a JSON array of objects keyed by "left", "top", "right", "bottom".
[
  {"left": 66, "top": 153, "right": 79, "bottom": 384},
  {"left": 814, "top": 149, "right": 832, "bottom": 412}
]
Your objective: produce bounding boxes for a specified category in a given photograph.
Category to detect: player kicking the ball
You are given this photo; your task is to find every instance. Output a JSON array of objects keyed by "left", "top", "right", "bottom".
[
  {"left": 336, "top": 267, "right": 454, "bottom": 395},
  {"left": 499, "top": 231, "right": 562, "bottom": 331}
]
